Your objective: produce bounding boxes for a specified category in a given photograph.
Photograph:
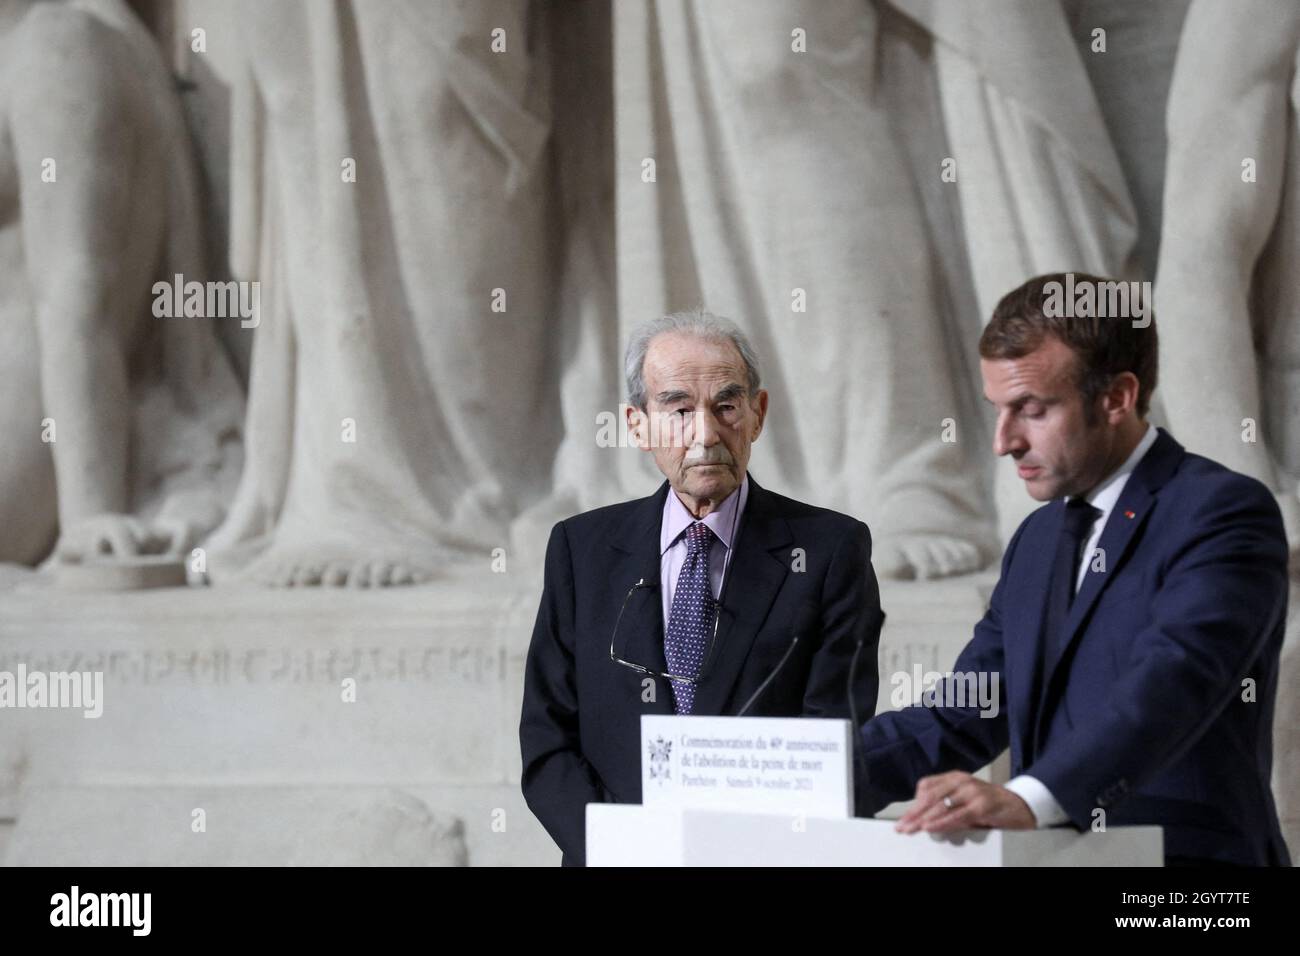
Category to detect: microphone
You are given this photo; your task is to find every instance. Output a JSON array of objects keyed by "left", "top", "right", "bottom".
[
  {"left": 734, "top": 637, "right": 799, "bottom": 717},
  {"left": 637, "top": 550, "right": 662, "bottom": 591},
  {"left": 734, "top": 600, "right": 818, "bottom": 717}
]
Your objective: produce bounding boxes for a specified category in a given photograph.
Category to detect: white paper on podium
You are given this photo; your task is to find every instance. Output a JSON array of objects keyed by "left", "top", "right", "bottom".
[{"left": 640, "top": 714, "right": 853, "bottom": 818}]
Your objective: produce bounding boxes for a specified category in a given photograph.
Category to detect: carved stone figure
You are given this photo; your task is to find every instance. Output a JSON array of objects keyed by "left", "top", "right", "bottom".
[
  {"left": 616, "top": 0, "right": 996, "bottom": 579},
  {"left": 209, "top": 0, "right": 556, "bottom": 586},
  {"left": 1155, "top": 0, "right": 1300, "bottom": 548},
  {"left": 0, "top": 0, "right": 242, "bottom": 572},
  {"left": 893, "top": 0, "right": 1141, "bottom": 541}
]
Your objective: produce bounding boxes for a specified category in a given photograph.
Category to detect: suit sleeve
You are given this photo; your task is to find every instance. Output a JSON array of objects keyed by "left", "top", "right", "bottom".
[
  {"left": 801, "top": 520, "right": 882, "bottom": 722},
  {"left": 853, "top": 521, "right": 1027, "bottom": 814},
  {"left": 519, "top": 521, "right": 611, "bottom": 864},
  {"left": 1027, "top": 479, "right": 1289, "bottom": 827}
]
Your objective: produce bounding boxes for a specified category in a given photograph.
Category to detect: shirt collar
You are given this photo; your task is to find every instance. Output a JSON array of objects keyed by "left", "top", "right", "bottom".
[
  {"left": 1072, "top": 423, "right": 1159, "bottom": 519},
  {"left": 660, "top": 472, "right": 750, "bottom": 555}
]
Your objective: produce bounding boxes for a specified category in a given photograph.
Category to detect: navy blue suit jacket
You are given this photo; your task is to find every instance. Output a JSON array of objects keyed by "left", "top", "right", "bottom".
[
  {"left": 858, "top": 429, "right": 1291, "bottom": 866},
  {"left": 520, "top": 474, "right": 883, "bottom": 865}
]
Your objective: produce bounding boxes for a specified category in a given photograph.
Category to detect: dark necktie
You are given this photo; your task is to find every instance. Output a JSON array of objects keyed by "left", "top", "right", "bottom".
[
  {"left": 664, "top": 522, "right": 716, "bottom": 714},
  {"left": 1031, "top": 497, "right": 1102, "bottom": 760},
  {"left": 1045, "top": 497, "right": 1102, "bottom": 654}
]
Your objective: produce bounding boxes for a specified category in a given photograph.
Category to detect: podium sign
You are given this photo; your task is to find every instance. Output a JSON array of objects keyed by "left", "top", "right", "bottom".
[{"left": 640, "top": 714, "right": 853, "bottom": 819}]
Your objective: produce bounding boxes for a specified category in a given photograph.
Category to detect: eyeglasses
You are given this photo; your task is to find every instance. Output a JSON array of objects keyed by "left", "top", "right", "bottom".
[{"left": 609, "top": 577, "right": 722, "bottom": 686}]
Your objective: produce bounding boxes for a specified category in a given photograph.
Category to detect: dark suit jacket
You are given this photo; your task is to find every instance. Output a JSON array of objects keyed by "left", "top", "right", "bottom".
[
  {"left": 857, "top": 429, "right": 1291, "bottom": 866},
  {"left": 520, "top": 473, "right": 883, "bottom": 865}
]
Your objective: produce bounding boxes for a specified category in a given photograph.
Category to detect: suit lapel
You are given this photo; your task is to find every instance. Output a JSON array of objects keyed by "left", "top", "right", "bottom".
[
  {"left": 611, "top": 473, "right": 793, "bottom": 716},
  {"left": 608, "top": 481, "right": 673, "bottom": 714},
  {"left": 690, "top": 476, "right": 793, "bottom": 715},
  {"left": 1011, "top": 513, "right": 1058, "bottom": 764},
  {"left": 1034, "top": 429, "right": 1184, "bottom": 738}
]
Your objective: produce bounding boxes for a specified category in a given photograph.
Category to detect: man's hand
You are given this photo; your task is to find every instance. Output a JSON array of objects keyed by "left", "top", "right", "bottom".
[{"left": 895, "top": 771, "right": 1036, "bottom": 834}]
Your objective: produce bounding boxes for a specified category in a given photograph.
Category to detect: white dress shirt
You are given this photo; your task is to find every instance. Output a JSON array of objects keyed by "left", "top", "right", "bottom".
[
  {"left": 1004, "top": 424, "right": 1159, "bottom": 826},
  {"left": 659, "top": 473, "right": 749, "bottom": 629}
]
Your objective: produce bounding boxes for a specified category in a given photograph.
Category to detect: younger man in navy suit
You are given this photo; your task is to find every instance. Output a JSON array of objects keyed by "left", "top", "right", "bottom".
[{"left": 857, "top": 273, "right": 1291, "bottom": 866}]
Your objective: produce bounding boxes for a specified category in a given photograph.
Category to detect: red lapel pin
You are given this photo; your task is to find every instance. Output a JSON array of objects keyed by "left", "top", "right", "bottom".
[{"left": 1124, "top": 510, "right": 1136, "bottom": 519}]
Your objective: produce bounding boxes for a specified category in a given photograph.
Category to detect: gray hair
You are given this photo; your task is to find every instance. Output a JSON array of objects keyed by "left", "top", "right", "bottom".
[{"left": 624, "top": 307, "right": 763, "bottom": 410}]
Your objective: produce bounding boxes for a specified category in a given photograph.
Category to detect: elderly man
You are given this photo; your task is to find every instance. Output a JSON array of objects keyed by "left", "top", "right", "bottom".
[
  {"left": 520, "top": 308, "right": 884, "bottom": 866},
  {"left": 856, "top": 274, "right": 1291, "bottom": 867}
]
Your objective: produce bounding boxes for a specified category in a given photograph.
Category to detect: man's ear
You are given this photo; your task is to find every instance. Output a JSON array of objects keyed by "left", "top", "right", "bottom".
[
  {"left": 1102, "top": 373, "right": 1140, "bottom": 424},
  {"left": 750, "top": 389, "right": 769, "bottom": 440},
  {"left": 625, "top": 403, "right": 651, "bottom": 451}
]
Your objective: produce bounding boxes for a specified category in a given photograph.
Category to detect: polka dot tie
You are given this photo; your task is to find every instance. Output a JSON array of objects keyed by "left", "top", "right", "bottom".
[{"left": 664, "top": 521, "right": 716, "bottom": 714}]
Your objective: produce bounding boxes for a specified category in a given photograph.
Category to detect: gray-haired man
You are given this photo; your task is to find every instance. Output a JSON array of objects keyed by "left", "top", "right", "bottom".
[{"left": 520, "top": 308, "right": 884, "bottom": 865}]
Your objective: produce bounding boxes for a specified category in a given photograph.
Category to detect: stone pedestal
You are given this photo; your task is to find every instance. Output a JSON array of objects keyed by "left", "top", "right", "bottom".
[
  {"left": 6, "top": 786, "right": 468, "bottom": 866},
  {"left": 0, "top": 566, "right": 554, "bottom": 865},
  {"left": 1, "top": 570, "right": 1294, "bottom": 864}
]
